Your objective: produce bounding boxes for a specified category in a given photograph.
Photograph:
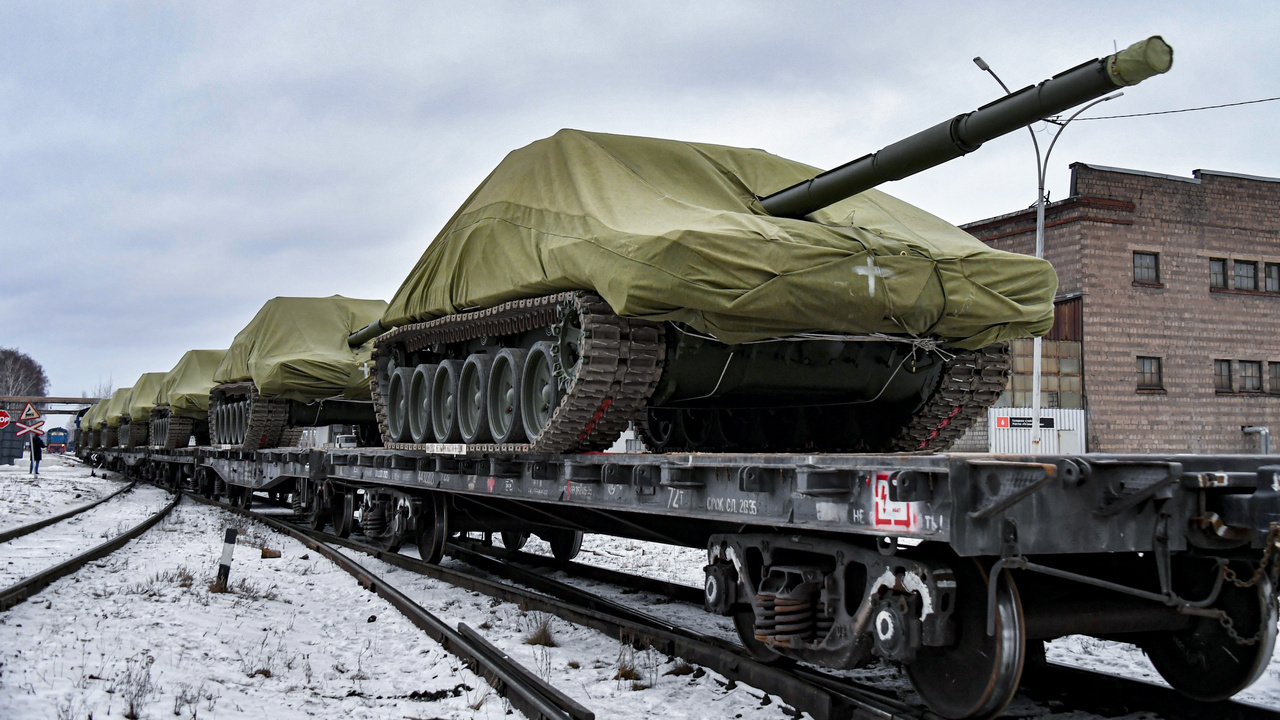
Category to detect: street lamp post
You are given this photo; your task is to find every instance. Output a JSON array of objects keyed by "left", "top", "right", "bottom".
[{"left": 973, "top": 56, "right": 1120, "bottom": 450}]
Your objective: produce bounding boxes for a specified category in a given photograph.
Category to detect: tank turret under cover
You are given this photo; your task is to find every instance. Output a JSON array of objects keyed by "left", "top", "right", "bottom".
[
  {"left": 127, "top": 372, "right": 168, "bottom": 422},
  {"left": 163, "top": 349, "right": 227, "bottom": 419},
  {"left": 82, "top": 401, "right": 100, "bottom": 430},
  {"left": 104, "top": 387, "right": 133, "bottom": 428},
  {"left": 215, "top": 296, "right": 389, "bottom": 401},
  {"left": 382, "top": 129, "right": 1056, "bottom": 349}
]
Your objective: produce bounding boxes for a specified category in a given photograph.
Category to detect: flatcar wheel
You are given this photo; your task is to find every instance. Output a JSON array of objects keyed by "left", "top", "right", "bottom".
[
  {"left": 1140, "top": 564, "right": 1277, "bottom": 701},
  {"left": 332, "top": 490, "right": 356, "bottom": 538},
  {"left": 305, "top": 485, "right": 327, "bottom": 531},
  {"left": 415, "top": 492, "right": 449, "bottom": 564},
  {"left": 545, "top": 529, "right": 583, "bottom": 563},
  {"left": 906, "top": 559, "right": 1025, "bottom": 720},
  {"left": 408, "top": 364, "right": 437, "bottom": 444},
  {"left": 500, "top": 531, "right": 529, "bottom": 551}
]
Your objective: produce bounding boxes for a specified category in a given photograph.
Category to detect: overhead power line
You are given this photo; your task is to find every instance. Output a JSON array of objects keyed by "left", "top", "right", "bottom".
[{"left": 1076, "top": 95, "right": 1280, "bottom": 120}]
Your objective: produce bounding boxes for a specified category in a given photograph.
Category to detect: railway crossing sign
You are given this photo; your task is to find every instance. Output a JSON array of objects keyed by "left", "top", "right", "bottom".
[
  {"left": 15, "top": 402, "right": 44, "bottom": 437},
  {"left": 0, "top": 410, "right": 8, "bottom": 429},
  {"left": 16, "top": 419, "right": 44, "bottom": 437}
]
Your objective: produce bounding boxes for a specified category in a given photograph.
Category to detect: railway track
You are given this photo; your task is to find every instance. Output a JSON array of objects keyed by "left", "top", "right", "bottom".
[
  {"left": 0, "top": 485, "right": 180, "bottom": 611},
  {"left": 184, "top": 491, "right": 595, "bottom": 720},
  {"left": 262, "top": 493, "right": 1280, "bottom": 720}
]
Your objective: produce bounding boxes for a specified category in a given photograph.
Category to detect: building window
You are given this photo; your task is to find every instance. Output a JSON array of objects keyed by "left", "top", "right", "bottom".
[
  {"left": 1133, "top": 252, "right": 1160, "bottom": 285},
  {"left": 1270, "top": 363, "right": 1280, "bottom": 394},
  {"left": 1215, "top": 360, "right": 1233, "bottom": 392},
  {"left": 1210, "top": 258, "right": 1227, "bottom": 289},
  {"left": 1236, "top": 261, "right": 1258, "bottom": 291},
  {"left": 1240, "top": 361, "right": 1262, "bottom": 392},
  {"left": 1266, "top": 263, "right": 1280, "bottom": 293},
  {"left": 1136, "top": 356, "right": 1163, "bottom": 390}
]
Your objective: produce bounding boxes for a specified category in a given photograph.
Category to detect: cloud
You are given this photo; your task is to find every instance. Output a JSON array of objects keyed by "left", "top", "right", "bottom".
[{"left": 1, "top": 1, "right": 1277, "bottom": 395}]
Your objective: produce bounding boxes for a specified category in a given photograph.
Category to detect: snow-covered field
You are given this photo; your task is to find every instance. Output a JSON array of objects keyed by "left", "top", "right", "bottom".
[{"left": 2, "top": 456, "right": 1279, "bottom": 719}]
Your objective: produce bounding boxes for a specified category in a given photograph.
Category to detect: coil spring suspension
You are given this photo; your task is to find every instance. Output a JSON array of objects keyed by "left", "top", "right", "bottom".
[
  {"left": 362, "top": 503, "right": 388, "bottom": 536},
  {"left": 753, "top": 566, "right": 826, "bottom": 644}
]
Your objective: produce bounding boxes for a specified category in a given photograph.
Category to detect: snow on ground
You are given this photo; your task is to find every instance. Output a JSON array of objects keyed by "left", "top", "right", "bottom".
[
  {"left": 2, "top": 457, "right": 1280, "bottom": 719},
  {"left": 0, "top": 454, "right": 125, "bottom": 534}
]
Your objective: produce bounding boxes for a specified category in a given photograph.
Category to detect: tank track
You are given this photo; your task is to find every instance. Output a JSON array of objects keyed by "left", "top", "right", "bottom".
[
  {"left": 887, "top": 343, "right": 1011, "bottom": 452},
  {"left": 209, "top": 382, "right": 290, "bottom": 451},
  {"left": 151, "top": 407, "right": 195, "bottom": 450},
  {"left": 103, "top": 427, "right": 119, "bottom": 448},
  {"left": 121, "top": 418, "right": 148, "bottom": 449},
  {"left": 373, "top": 291, "right": 664, "bottom": 454}
]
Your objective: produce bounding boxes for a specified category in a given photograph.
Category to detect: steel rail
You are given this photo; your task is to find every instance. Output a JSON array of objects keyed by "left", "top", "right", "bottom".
[
  {"left": 184, "top": 492, "right": 592, "bottom": 720},
  {"left": 454, "top": 538, "right": 1280, "bottom": 720},
  {"left": 0, "top": 490, "right": 181, "bottom": 611},
  {"left": 0, "top": 481, "right": 136, "bottom": 543},
  {"left": 276, "top": 521, "right": 916, "bottom": 720}
]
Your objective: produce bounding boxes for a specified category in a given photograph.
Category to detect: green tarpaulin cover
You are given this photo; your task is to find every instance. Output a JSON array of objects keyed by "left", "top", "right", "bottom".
[
  {"left": 214, "top": 296, "right": 389, "bottom": 402},
  {"left": 81, "top": 402, "right": 100, "bottom": 431},
  {"left": 163, "top": 349, "right": 227, "bottom": 419},
  {"left": 127, "top": 372, "right": 168, "bottom": 422},
  {"left": 383, "top": 130, "right": 1056, "bottom": 349},
  {"left": 104, "top": 387, "right": 132, "bottom": 428}
]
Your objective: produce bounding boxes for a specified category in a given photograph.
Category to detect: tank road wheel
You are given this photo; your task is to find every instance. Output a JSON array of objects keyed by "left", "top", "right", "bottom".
[
  {"left": 521, "top": 342, "right": 560, "bottom": 443},
  {"left": 1140, "top": 562, "right": 1278, "bottom": 701},
  {"left": 906, "top": 559, "right": 1025, "bottom": 720},
  {"left": 415, "top": 492, "right": 450, "bottom": 564},
  {"left": 408, "top": 364, "right": 437, "bottom": 444},
  {"left": 431, "top": 360, "right": 464, "bottom": 443},
  {"left": 641, "top": 408, "right": 678, "bottom": 451},
  {"left": 500, "top": 531, "right": 529, "bottom": 552},
  {"left": 543, "top": 529, "right": 583, "bottom": 563},
  {"left": 332, "top": 489, "right": 356, "bottom": 538},
  {"left": 458, "top": 354, "right": 495, "bottom": 444},
  {"left": 386, "top": 367, "right": 413, "bottom": 443},
  {"left": 487, "top": 349, "right": 528, "bottom": 444}
]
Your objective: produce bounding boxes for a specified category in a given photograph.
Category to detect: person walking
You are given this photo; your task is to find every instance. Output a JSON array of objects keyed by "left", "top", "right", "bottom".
[{"left": 29, "top": 433, "right": 44, "bottom": 476}]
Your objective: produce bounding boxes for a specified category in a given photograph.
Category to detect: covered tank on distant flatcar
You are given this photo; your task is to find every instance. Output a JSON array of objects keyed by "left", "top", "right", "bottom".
[
  {"left": 210, "top": 296, "right": 388, "bottom": 450},
  {"left": 121, "top": 372, "right": 167, "bottom": 449},
  {"left": 101, "top": 387, "right": 132, "bottom": 448},
  {"left": 151, "top": 349, "right": 226, "bottom": 449}
]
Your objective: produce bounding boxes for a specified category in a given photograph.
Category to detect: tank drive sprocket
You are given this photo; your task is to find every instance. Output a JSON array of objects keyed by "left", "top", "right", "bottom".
[{"left": 209, "top": 382, "right": 291, "bottom": 451}]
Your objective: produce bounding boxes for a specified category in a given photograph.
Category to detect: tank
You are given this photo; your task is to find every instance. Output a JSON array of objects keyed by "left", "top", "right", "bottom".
[
  {"left": 149, "top": 349, "right": 226, "bottom": 449},
  {"left": 102, "top": 387, "right": 133, "bottom": 448},
  {"left": 360, "top": 37, "right": 1172, "bottom": 454},
  {"left": 209, "top": 296, "right": 388, "bottom": 450},
  {"left": 121, "top": 372, "right": 167, "bottom": 449}
]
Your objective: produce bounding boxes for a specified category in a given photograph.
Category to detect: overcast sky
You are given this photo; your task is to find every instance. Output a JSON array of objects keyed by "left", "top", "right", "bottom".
[{"left": 3, "top": 1, "right": 1277, "bottom": 420}]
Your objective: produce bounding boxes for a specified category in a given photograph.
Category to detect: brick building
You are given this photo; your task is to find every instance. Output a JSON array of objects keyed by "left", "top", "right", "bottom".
[{"left": 962, "top": 163, "right": 1280, "bottom": 453}]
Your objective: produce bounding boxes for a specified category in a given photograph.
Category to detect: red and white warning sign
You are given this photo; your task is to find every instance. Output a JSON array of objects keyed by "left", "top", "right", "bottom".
[
  {"left": 0, "top": 410, "right": 10, "bottom": 429},
  {"left": 16, "top": 403, "right": 44, "bottom": 437},
  {"left": 16, "top": 419, "right": 45, "bottom": 437}
]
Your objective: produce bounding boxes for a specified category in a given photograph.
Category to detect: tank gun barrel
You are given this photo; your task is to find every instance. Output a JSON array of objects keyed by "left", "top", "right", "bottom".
[
  {"left": 759, "top": 36, "right": 1173, "bottom": 219},
  {"left": 347, "top": 319, "right": 386, "bottom": 348}
]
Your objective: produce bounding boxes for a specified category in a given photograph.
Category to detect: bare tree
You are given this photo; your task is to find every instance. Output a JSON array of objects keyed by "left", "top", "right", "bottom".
[
  {"left": 88, "top": 377, "right": 114, "bottom": 401},
  {"left": 0, "top": 347, "right": 49, "bottom": 397}
]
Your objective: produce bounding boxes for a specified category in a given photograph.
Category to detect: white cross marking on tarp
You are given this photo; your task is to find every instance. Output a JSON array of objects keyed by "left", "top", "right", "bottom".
[
  {"left": 853, "top": 256, "right": 889, "bottom": 296},
  {"left": 16, "top": 420, "right": 45, "bottom": 437}
]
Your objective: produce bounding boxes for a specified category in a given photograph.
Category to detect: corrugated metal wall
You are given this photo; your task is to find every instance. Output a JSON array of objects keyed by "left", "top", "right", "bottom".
[{"left": 987, "top": 408, "right": 1087, "bottom": 454}]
